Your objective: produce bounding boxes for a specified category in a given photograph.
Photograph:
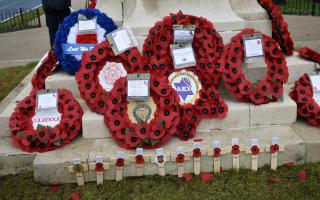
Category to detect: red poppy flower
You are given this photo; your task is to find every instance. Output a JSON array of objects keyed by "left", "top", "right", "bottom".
[
  {"left": 149, "top": 123, "right": 165, "bottom": 140},
  {"left": 200, "top": 172, "right": 214, "bottom": 183},
  {"left": 270, "top": 144, "right": 279, "bottom": 154},
  {"left": 251, "top": 145, "right": 260, "bottom": 155},
  {"left": 176, "top": 153, "right": 185, "bottom": 163},
  {"left": 135, "top": 155, "right": 145, "bottom": 164},
  {"left": 116, "top": 158, "right": 124, "bottom": 167},
  {"left": 35, "top": 126, "right": 51, "bottom": 142},
  {"left": 107, "top": 114, "right": 124, "bottom": 131},
  {"left": 231, "top": 145, "right": 240, "bottom": 155},
  {"left": 95, "top": 162, "right": 104, "bottom": 172},
  {"left": 193, "top": 148, "right": 201, "bottom": 158},
  {"left": 134, "top": 123, "right": 150, "bottom": 140},
  {"left": 213, "top": 148, "right": 221, "bottom": 158},
  {"left": 249, "top": 91, "right": 265, "bottom": 105},
  {"left": 124, "top": 132, "right": 141, "bottom": 148}
]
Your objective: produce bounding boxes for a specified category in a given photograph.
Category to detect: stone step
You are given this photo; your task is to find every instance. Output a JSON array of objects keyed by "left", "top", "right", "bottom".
[
  {"left": 0, "top": 137, "right": 36, "bottom": 176},
  {"left": 45, "top": 53, "right": 316, "bottom": 100},
  {"left": 33, "top": 125, "right": 305, "bottom": 184},
  {"left": 82, "top": 87, "right": 296, "bottom": 138},
  {"left": 96, "top": 0, "right": 123, "bottom": 27}
]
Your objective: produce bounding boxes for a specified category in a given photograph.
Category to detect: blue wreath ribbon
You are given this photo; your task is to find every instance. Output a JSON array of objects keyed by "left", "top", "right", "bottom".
[{"left": 54, "top": 9, "right": 117, "bottom": 75}]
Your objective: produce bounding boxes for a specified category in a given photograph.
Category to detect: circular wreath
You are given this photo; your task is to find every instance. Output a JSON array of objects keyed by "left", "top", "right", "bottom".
[
  {"left": 257, "top": 0, "right": 294, "bottom": 55},
  {"left": 54, "top": 8, "right": 117, "bottom": 75},
  {"left": 289, "top": 74, "right": 320, "bottom": 128},
  {"left": 75, "top": 40, "right": 142, "bottom": 114},
  {"left": 31, "top": 49, "right": 58, "bottom": 90},
  {"left": 104, "top": 74, "right": 180, "bottom": 149},
  {"left": 141, "top": 11, "right": 228, "bottom": 140},
  {"left": 221, "top": 29, "right": 288, "bottom": 105},
  {"left": 9, "top": 89, "right": 83, "bottom": 152}
]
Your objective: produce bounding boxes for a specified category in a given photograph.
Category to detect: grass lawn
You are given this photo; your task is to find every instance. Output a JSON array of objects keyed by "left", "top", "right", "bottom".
[
  {"left": 0, "top": 62, "right": 36, "bottom": 103},
  {"left": 0, "top": 163, "right": 320, "bottom": 200}
]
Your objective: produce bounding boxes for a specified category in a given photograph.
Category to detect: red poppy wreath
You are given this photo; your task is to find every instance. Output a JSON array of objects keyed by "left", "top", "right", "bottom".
[
  {"left": 298, "top": 47, "right": 320, "bottom": 64},
  {"left": 9, "top": 89, "right": 83, "bottom": 152},
  {"left": 257, "top": 0, "right": 294, "bottom": 55},
  {"left": 289, "top": 74, "right": 320, "bottom": 128},
  {"left": 141, "top": 11, "right": 228, "bottom": 141},
  {"left": 221, "top": 28, "right": 288, "bottom": 105},
  {"left": 75, "top": 40, "right": 142, "bottom": 114},
  {"left": 104, "top": 74, "right": 180, "bottom": 149},
  {"left": 31, "top": 49, "right": 58, "bottom": 90}
]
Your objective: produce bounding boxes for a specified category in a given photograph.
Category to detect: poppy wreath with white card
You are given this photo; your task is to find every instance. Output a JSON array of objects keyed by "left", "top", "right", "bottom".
[
  {"left": 289, "top": 74, "right": 320, "bottom": 128},
  {"left": 75, "top": 40, "right": 142, "bottom": 114},
  {"left": 9, "top": 89, "right": 83, "bottom": 152},
  {"left": 103, "top": 74, "right": 180, "bottom": 149},
  {"left": 142, "top": 11, "right": 228, "bottom": 141},
  {"left": 54, "top": 8, "right": 117, "bottom": 75},
  {"left": 221, "top": 29, "right": 288, "bottom": 105}
]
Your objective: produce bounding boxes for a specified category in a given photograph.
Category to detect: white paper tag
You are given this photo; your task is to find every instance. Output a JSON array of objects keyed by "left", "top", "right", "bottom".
[
  {"left": 212, "top": 140, "right": 221, "bottom": 149},
  {"left": 73, "top": 159, "right": 81, "bottom": 165},
  {"left": 176, "top": 147, "right": 184, "bottom": 154},
  {"left": 136, "top": 148, "right": 144, "bottom": 156},
  {"left": 310, "top": 75, "right": 320, "bottom": 105},
  {"left": 127, "top": 74, "right": 150, "bottom": 101},
  {"left": 116, "top": 151, "right": 125, "bottom": 159},
  {"left": 95, "top": 155, "right": 103, "bottom": 164},
  {"left": 107, "top": 28, "right": 137, "bottom": 55},
  {"left": 78, "top": 18, "right": 97, "bottom": 32},
  {"left": 232, "top": 138, "right": 239, "bottom": 145},
  {"left": 174, "top": 25, "right": 195, "bottom": 44},
  {"left": 37, "top": 91, "right": 58, "bottom": 110},
  {"left": 243, "top": 34, "right": 264, "bottom": 58},
  {"left": 193, "top": 142, "right": 201, "bottom": 149},
  {"left": 32, "top": 109, "right": 61, "bottom": 129},
  {"left": 156, "top": 148, "right": 164, "bottom": 156},
  {"left": 272, "top": 137, "right": 279, "bottom": 145},
  {"left": 251, "top": 139, "right": 258, "bottom": 147},
  {"left": 98, "top": 62, "right": 127, "bottom": 92},
  {"left": 171, "top": 44, "right": 196, "bottom": 69}
]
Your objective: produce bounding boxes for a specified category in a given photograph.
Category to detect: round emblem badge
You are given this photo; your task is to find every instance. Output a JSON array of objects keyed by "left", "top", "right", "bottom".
[
  {"left": 98, "top": 62, "right": 127, "bottom": 92},
  {"left": 127, "top": 99, "right": 157, "bottom": 124},
  {"left": 169, "top": 70, "right": 201, "bottom": 105}
]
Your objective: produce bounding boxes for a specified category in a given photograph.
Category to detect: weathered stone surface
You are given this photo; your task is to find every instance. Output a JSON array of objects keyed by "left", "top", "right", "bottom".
[
  {"left": 96, "top": 0, "right": 123, "bottom": 27},
  {"left": 82, "top": 109, "right": 110, "bottom": 139},
  {"left": 123, "top": 0, "right": 245, "bottom": 36},
  {"left": 292, "top": 121, "right": 320, "bottom": 163},
  {"left": 0, "top": 137, "right": 37, "bottom": 176},
  {"left": 245, "top": 20, "right": 272, "bottom": 36},
  {"left": 230, "top": 0, "right": 269, "bottom": 21},
  {"left": 33, "top": 139, "right": 92, "bottom": 184}
]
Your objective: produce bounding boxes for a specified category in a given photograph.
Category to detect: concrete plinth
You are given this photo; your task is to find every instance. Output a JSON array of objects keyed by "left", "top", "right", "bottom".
[{"left": 95, "top": 0, "right": 123, "bottom": 27}]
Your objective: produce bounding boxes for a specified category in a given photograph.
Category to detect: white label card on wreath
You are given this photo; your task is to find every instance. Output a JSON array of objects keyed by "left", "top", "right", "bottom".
[
  {"left": 32, "top": 109, "right": 61, "bottom": 129},
  {"left": 309, "top": 75, "right": 320, "bottom": 105},
  {"left": 127, "top": 73, "right": 150, "bottom": 101},
  {"left": 36, "top": 91, "right": 58, "bottom": 111},
  {"left": 98, "top": 62, "right": 127, "bottom": 92},
  {"left": 243, "top": 34, "right": 264, "bottom": 58},
  {"left": 173, "top": 25, "right": 195, "bottom": 44},
  {"left": 78, "top": 17, "right": 97, "bottom": 32},
  {"left": 136, "top": 148, "right": 144, "bottom": 156},
  {"left": 170, "top": 44, "right": 196, "bottom": 69},
  {"left": 107, "top": 28, "right": 138, "bottom": 55}
]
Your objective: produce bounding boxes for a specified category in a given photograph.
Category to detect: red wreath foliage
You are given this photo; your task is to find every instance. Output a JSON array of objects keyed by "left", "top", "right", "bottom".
[
  {"left": 298, "top": 47, "right": 320, "bottom": 64},
  {"left": 142, "top": 11, "right": 228, "bottom": 141},
  {"left": 289, "top": 73, "right": 320, "bottom": 128},
  {"left": 76, "top": 34, "right": 98, "bottom": 44},
  {"left": 257, "top": 0, "right": 294, "bottom": 55},
  {"left": 221, "top": 29, "right": 288, "bottom": 105},
  {"left": 31, "top": 50, "right": 58, "bottom": 90},
  {"left": 76, "top": 40, "right": 142, "bottom": 114},
  {"left": 9, "top": 89, "right": 83, "bottom": 153}
]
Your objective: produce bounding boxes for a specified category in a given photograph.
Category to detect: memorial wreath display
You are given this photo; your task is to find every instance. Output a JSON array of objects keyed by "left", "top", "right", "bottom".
[
  {"left": 54, "top": 8, "right": 117, "bottom": 75},
  {"left": 142, "top": 11, "right": 228, "bottom": 141},
  {"left": 9, "top": 89, "right": 84, "bottom": 152},
  {"left": 257, "top": 0, "right": 294, "bottom": 55},
  {"left": 221, "top": 29, "right": 288, "bottom": 105},
  {"left": 290, "top": 74, "right": 320, "bottom": 128}
]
